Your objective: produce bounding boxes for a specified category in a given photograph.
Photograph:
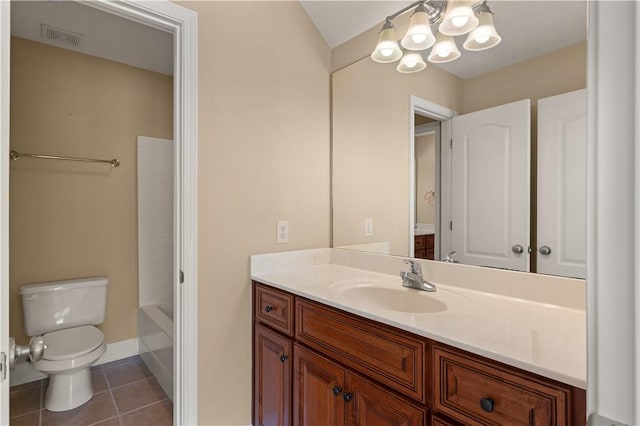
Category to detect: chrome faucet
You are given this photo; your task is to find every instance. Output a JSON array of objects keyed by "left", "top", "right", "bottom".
[
  {"left": 401, "top": 259, "right": 437, "bottom": 292},
  {"left": 442, "top": 251, "right": 458, "bottom": 263}
]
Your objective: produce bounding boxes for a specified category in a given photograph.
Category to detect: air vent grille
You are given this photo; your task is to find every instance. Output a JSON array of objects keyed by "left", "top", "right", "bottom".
[{"left": 41, "top": 24, "right": 84, "bottom": 49}]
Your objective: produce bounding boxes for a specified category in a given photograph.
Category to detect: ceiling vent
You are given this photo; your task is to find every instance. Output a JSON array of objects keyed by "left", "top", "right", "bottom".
[{"left": 41, "top": 24, "right": 84, "bottom": 49}]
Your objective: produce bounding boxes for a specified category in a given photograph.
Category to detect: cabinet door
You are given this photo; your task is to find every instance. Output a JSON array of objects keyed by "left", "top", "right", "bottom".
[
  {"left": 255, "top": 324, "right": 292, "bottom": 426},
  {"left": 293, "top": 344, "right": 346, "bottom": 426},
  {"left": 345, "top": 372, "right": 426, "bottom": 426}
]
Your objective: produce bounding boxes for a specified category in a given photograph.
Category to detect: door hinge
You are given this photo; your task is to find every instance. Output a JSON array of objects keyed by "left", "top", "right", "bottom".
[
  {"left": 179, "top": 270, "right": 184, "bottom": 284},
  {"left": 0, "top": 352, "right": 6, "bottom": 382},
  {"left": 450, "top": 139, "right": 453, "bottom": 149},
  {"left": 449, "top": 221, "right": 453, "bottom": 230}
]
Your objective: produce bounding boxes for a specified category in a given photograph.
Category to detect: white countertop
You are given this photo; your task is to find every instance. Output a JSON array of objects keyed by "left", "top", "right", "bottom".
[{"left": 251, "top": 249, "right": 586, "bottom": 389}]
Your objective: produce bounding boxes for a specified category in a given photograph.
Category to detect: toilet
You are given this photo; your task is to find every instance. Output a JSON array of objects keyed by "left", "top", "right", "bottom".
[{"left": 20, "top": 277, "right": 109, "bottom": 412}]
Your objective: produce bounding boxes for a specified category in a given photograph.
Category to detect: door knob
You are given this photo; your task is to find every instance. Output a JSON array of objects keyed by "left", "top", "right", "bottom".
[
  {"left": 539, "top": 246, "right": 552, "bottom": 256},
  {"left": 332, "top": 386, "right": 342, "bottom": 396},
  {"left": 8, "top": 336, "right": 46, "bottom": 370},
  {"left": 511, "top": 244, "right": 524, "bottom": 254}
]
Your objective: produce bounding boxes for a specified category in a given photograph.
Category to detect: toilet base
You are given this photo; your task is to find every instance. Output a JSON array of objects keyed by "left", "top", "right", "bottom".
[{"left": 45, "top": 367, "right": 94, "bottom": 412}]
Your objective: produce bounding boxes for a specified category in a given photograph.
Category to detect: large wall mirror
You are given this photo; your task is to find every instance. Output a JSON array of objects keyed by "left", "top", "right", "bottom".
[{"left": 331, "top": 0, "right": 587, "bottom": 278}]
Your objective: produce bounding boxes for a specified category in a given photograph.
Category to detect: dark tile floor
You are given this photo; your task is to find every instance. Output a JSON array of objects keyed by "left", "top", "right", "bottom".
[{"left": 9, "top": 355, "right": 172, "bottom": 426}]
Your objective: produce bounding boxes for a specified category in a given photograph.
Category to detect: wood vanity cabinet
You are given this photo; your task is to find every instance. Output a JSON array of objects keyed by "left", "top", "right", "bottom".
[
  {"left": 415, "top": 234, "right": 435, "bottom": 260},
  {"left": 293, "top": 343, "right": 426, "bottom": 425},
  {"left": 253, "top": 284, "right": 295, "bottom": 426},
  {"left": 253, "top": 281, "right": 586, "bottom": 426}
]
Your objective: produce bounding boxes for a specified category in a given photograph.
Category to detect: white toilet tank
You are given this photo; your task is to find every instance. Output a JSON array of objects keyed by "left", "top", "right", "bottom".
[{"left": 20, "top": 277, "right": 109, "bottom": 336}]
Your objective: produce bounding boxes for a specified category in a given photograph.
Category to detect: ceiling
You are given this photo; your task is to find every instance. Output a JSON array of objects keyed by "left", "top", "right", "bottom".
[
  {"left": 10, "top": 1, "right": 587, "bottom": 80},
  {"left": 11, "top": 1, "right": 173, "bottom": 76},
  {"left": 300, "top": 0, "right": 588, "bottom": 79}
]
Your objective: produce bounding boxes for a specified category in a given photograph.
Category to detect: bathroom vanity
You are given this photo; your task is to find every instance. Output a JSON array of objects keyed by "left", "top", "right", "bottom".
[{"left": 251, "top": 249, "right": 586, "bottom": 426}]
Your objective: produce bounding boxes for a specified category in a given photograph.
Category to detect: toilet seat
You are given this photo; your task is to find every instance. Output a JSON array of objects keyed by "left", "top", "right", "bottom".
[{"left": 42, "top": 326, "right": 104, "bottom": 361}]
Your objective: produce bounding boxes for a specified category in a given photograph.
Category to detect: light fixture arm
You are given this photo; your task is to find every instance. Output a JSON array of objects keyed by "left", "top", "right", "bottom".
[
  {"left": 381, "top": 0, "right": 486, "bottom": 27},
  {"left": 472, "top": 1, "right": 493, "bottom": 15}
]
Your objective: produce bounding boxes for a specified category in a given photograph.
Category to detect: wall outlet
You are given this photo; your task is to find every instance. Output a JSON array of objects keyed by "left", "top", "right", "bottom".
[
  {"left": 277, "top": 220, "right": 289, "bottom": 243},
  {"left": 364, "top": 218, "right": 373, "bottom": 237}
]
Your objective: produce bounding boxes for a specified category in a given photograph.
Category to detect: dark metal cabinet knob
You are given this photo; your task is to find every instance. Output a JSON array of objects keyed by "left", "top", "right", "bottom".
[
  {"left": 279, "top": 355, "right": 288, "bottom": 363},
  {"left": 342, "top": 392, "right": 353, "bottom": 403},
  {"left": 480, "top": 397, "right": 495, "bottom": 413},
  {"left": 265, "top": 305, "right": 273, "bottom": 313},
  {"left": 332, "top": 386, "right": 342, "bottom": 396}
]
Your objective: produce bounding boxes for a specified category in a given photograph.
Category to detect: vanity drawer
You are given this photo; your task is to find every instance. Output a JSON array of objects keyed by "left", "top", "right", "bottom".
[
  {"left": 254, "top": 282, "right": 294, "bottom": 336},
  {"left": 433, "top": 345, "right": 571, "bottom": 426},
  {"left": 295, "top": 299, "right": 426, "bottom": 403}
]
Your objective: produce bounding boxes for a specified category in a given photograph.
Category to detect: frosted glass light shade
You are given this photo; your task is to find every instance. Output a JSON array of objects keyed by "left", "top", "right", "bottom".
[
  {"left": 439, "top": 0, "right": 479, "bottom": 36},
  {"left": 397, "top": 51, "right": 427, "bottom": 73},
  {"left": 463, "top": 11, "right": 501, "bottom": 51},
  {"left": 401, "top": 6, "right": 436, "bottom": 51},
  {"left": 428, "top": 33, "right": 461, "bottom": 63},
  {"left": 371, "top": 24, "right": 402, "bottom": 63}
]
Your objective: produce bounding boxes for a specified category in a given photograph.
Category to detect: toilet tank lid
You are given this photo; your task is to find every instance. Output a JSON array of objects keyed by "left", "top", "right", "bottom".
[{"left": 20, "top": 277, "right": 109, "bottom": 295}]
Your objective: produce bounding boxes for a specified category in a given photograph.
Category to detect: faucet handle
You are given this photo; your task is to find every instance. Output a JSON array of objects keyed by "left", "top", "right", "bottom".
[
  {"left": 442, "top": 251, "right": 457, "bottom": 262},
  {"left": 404, "top": 259, "right": 422, "bottom": 275}
]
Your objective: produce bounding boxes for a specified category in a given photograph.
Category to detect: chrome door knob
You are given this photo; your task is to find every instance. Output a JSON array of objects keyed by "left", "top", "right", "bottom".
[
  {"left": 539, "top": 246, "right": 552, "bottom": 256},
  {"left": 8, "top": 336, "right": 47, "bottom": 370},
  {"left": 511, "top": 244, "right": 524, "bottom": 254}
]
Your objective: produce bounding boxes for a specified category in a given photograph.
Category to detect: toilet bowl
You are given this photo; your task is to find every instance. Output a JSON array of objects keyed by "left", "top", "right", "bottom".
[
  {"left": 20, "top": 277, "right": 109, "bottom": 412},
  {"left": 33, "top": 326, "right": 106, "bottom": 411}
]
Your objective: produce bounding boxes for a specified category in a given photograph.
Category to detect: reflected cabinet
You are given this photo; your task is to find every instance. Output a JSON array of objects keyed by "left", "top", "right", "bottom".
[{"left": 253, "top": 281, "right": 586, "bottom": 426}]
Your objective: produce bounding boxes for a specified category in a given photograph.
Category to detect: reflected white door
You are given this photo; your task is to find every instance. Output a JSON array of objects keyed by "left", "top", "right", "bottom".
[
  {"left": 537, "top": 89, "right": 587, "bottom": 278},
  {"left": 450, "top": 99, "right": 531, "bottom": 271}
]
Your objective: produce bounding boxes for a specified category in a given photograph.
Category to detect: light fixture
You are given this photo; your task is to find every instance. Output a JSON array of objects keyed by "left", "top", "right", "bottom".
[
  {"left": 371, "top": 0, "right": 500, "bottom": 73},
  {"left": 439, "top": 0, "right": 479, "bottom": 36},
  {"left": 397, "top": 51, "right": 427, "bottom": 73},
  {"left": 427, "top": 32, "right": 461, "bottom": 63},
  {"left": 463, "top": 3, "right": 501, "bottom": 51},
  {"left": 401, "top": 4, "right": 436, "bottom": 51},
  {"left": 371, "top": 18, "right": 403, "bottom": 63}
]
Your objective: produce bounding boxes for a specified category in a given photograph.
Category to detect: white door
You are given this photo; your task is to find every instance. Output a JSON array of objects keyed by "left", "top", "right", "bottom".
[
  {"left": 450, "top": 99, "right": 531, "bottom": 271},
  {"left": 537, "top": 89, "right": 587, "bottom": 278}
]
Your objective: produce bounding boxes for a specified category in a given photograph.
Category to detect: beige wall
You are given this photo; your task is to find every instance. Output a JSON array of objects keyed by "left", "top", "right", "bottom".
[
  {"left": 9, "top": 37, "right": 173, "bottom": 346},
  {"left": 462, "top": 42, "right": 587, "bottom": 114},
  {"left": 332, "top": 57, "right": 462, "bottom": 255},
  {"left": 177, "top": 2, "right": 331, "bottom": 424},
  {"left": 416, "top": 133, "right": 436, "bottom": 224}
]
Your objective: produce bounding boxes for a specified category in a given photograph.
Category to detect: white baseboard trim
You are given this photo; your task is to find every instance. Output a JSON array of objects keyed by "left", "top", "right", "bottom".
[
  {"left": 95, "top": 338, "right": 139, "bottom": 366},
  {"left": 10, "top": 338, "right": 139, "bottom": 387}
]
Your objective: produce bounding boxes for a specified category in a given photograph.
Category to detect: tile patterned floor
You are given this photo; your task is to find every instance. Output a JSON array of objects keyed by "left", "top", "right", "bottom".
[{"left": 9, "top": 356, "right": 172, "bottom": 426}]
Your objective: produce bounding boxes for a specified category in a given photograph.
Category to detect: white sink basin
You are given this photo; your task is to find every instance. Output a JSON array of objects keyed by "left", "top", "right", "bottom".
[{"left": 331, "top": 280, "right": 447, "bottom": 314}]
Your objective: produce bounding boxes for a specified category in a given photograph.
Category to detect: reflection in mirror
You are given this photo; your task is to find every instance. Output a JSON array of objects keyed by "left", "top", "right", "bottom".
[{"left": 331, "top": 1, "right": 587, "bottom": 277}]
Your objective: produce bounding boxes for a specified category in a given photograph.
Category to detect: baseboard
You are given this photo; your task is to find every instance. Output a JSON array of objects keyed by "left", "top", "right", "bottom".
[
  {"left": 95, "top": 338, "right": 139, "bottom": 366},
  {"left": 10, "top": 338, "right": 139, "bottom": 387}
]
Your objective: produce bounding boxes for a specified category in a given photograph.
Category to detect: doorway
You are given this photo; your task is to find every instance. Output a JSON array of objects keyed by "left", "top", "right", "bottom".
[{"left": 0, "top": 1, "right": 197, "bottom": 425}]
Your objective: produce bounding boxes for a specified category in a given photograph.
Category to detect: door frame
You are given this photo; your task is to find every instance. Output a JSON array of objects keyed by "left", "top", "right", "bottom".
[
  {"left": 409, "top": 96, "right": 457, "bottom": 259},
  {"left": 0, "top": 1, "right": 198, "bottom": 425}
]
